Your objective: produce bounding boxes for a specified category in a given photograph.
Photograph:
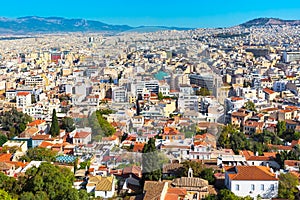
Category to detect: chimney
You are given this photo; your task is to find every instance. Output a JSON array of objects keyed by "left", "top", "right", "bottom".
[{"left": 255, "top": 151, "right": 259, "bottom": 156}]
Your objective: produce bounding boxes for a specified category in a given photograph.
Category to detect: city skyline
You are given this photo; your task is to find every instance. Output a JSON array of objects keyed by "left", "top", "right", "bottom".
[{"left": 2, "top": 0, "right": 300, "bottom": 28}]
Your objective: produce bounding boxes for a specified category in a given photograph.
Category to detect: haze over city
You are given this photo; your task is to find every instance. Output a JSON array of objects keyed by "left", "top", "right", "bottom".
[{"left": 2, "top": 0, "right": 300, "bottom": 27}]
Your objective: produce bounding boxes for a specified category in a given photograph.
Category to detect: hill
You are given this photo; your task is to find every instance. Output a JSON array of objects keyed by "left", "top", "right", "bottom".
[{"left": 240, "top": 17, "right": 300, "bottom": 27}]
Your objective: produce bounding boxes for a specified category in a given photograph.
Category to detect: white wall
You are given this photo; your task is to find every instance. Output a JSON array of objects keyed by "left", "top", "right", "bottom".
[{"left": 229, "top": 180, "right": 278, "bottom": 199}]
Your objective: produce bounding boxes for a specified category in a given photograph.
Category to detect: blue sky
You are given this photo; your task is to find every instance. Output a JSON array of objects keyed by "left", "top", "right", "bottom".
[{"left": 2, "top": 0, "right": 300, "bottom": 28}]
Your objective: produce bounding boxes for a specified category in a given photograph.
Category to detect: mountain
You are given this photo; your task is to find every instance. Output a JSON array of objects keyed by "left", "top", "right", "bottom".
[
  {"left": 0, "top": 16, "right": 192, "bottom": 34},
  {"left": 240, "top": 17, "right": 300, "bottom": 27}
]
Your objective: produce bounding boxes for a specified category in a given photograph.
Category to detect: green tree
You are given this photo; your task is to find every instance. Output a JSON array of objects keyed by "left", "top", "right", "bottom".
[
  {"left": 19, "top": 147, "right": 57, "bottom": 162},
  {"left": 276, "top": 121, "right": 286, "bottom": 138},
  {"left": 20, "top": 162, "right": 87, "bottom": 200},
  {"left": 61, "top": 117, "right": 75, "bottom": 133},
  {"left": 94, "top": 110, "right": 116, "bottom": 137},
  {"left": 78, "top": 189, "right": 89, "bottom": 200},
  {"left": 19, "top": 192, "right": 35, "bottom": 200},
  {"left": 158, "top": 92, "right": 164, "bottom": 100},
  {"left": 244, "top": 100, "right": 256, "bottom": 112},
  {"left": 196, "top": 87, "right": 210, "bottom": 96},
  {"left": 0, "top": 109, "right": 32, "bottom": 138},
  {"left": 141, "top": 138, "right": 162, "bottom": 183},
  {"left": 278, "top": 173, "right": 299, "bottom": 200},
  {"left": 200, "top": 168, "right": 215, "bottom": 185},
  {"left": 218, "top": 124, "right": 250, "bottom": 153},
  {"left": 0, "top": 134, "right": 8, "bottom": 146},
  {"left": 217, "top": 189, "right": 252, "bottom": 200},
  {"left": 49, "top": 109, "right": 60, "bottom": 137},
  {"left": 79, "top": 160, "right": 91, "bottom": 169},
  {"left": 0, "top": 189, "right": 15, "bottom": 200},
  {"left": 0, "top": 172, "right": 18, "bottom": 195},
  {"left": 179, "top": 161, "right": 203, "bottom": 177}
]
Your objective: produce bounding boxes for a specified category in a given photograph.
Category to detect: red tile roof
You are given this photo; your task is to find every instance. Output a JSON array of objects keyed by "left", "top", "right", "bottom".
[
  {"left": 74, "top": 131, "right": 91, "bottom": 138},
  {"left": 225, "top": 166, "right": 278, "bottom": 181},
  {"left": 31, "top": 134, "right": 51, "bottom": 140},
  {"left": 0, "top": 154, "right": 12, "bottom": 162},
  {"left": 17, "top": 92, "right": 30, "bottom": 96},
  {"left": 28, "top": 120, "right": 46, "bottom": 127},
  {"left": 263, "top": 88, "right": 275, "bottom": 95}
]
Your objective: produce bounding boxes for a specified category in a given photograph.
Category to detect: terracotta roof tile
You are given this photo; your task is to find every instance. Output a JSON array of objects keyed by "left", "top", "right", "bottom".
[
  {"left": 225, "top": 166, "right": 278, "bottom": 181},
  {"left": 74, "top": 131, "right": 91, "bottom": 138},
  {"left": 0, "top": 154, "right": 12, "bottom": 162},
  {"left": 28, "top": 120, "right": 46, "bottom": 127},
  {"left": 16, "top": 92, "right": 30, "bottom": 96}
]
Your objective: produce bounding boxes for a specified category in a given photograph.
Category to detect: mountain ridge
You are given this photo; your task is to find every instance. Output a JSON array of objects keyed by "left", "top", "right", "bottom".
[{"left": 0, "top": 16, "right": 192, "bottom": 34}]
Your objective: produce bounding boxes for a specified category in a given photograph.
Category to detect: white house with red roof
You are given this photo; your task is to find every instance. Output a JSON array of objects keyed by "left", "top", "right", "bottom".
[
  {"left": 225, "top": 166, "right": 278, "bottom": 199},
  {"left": 71, "top": 127, "right": 92, "bottom": 145}
]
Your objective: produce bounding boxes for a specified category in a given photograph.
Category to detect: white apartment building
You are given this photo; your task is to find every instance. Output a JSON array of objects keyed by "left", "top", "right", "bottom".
[
  {"left": 178, "top": 94, "right": 199, "bottom": 112},
  {"left": 16, "top": 92, "right": 31, "bottom": 109},
  {"left": 112, "top": 86, "right": 127, "bottom": 103},
  {"left": 25, "top": 76, "right": 45, "bottom": 87}
]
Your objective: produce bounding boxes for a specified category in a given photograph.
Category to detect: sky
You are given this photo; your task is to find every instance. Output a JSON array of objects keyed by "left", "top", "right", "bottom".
[{"left": 2, "top": 0, "right": 300, "bottom": 28}]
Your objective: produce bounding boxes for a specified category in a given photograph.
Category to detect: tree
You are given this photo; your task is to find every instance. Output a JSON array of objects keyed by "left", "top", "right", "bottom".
[
  {"left": 179, "top": 161, "right": 203, "bottom": 177},
  {"left": 141, "top": 138, "right": 162, "bottom": 183},
  {"left": 49, "top": 109, "right": 60, "bottom": 137},
  {"left": 217, "top": 189, "right": 252, "bottom": 200},
  {"left": 20, "top": 162, "right": 88, "bottom": 200},
  {"left": 276, "top": 121, "right": 286, "bottom": 138},
  {"left": 19, "top": 147, "right": 57, "bottom": 162},
  {"left": 278, "top": 173, "right": 299, "bottom": 200},
  {"left": 0, "top": 109, "right": 32, "bottom": 138},
  {"left": 61, "top": 117, "right": 75, "bottom": 133},
  {"left": 0, "top": 189, "right": 15, "bottom": 200},
  {"left": 158, "top": 92, "right": 164, "bottom": 100},
  {"left": 217, "top": 124, "right": 250, "bottom": 154},
  {"left": 244, "top": 100, "right": 256, "bottom": 112},
  {"left": 0, "top": 172, "right": 18, "bottom": 195},
  {"left": 200, "top": 168, "right": 215, "bottom": 185},
  {"left": 94, "top": 110, "right": 116, "bottom": 137},
  {"left": 196, "top": 87, "right": 210, "bottom": 96},
  {"left": 79, "top": 160, "right": 91, "bottom": 169},
  {"left": 0, "top": 134, "right": 8, "bottom": 146}
]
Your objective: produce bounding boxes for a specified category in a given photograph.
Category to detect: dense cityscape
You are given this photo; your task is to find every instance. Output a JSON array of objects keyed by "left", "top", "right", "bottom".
[{"left": 1, "top": 17, "right": 300, "bottom": 200}]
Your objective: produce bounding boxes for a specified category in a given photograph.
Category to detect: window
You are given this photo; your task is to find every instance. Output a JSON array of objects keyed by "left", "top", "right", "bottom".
[
  {"left": 261, "top": 184, "right": 264, "bottom": 191},
  {"left": 270, "top": 184, "right": 275, "bottom": 191},
  {"left": 235, "top": 184, "right": 240, "bottom": 191},
  {"left": 251, "top": 184, "right": 255, "bottom": 191}
]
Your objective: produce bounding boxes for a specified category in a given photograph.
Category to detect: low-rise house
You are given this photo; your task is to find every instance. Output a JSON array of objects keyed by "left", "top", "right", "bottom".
[
  {"left": 86, "top": 175, "right": 115, "bottom": 198},
  {"left": 72, "top": 131, "right": 92, "bottom": 145},
  {"left": 225, "top": 166, "right": 279, "bottom": 199},
  {"left": 240, "top": 150, "right": 280, "bottom": 169},
  {"left": 31, "top": 134, "right": 51, "bottom": 148},
  {"left": 143, "top": 181, "right": 168, "bottom": 200},
  {"left": 190, "top": 143, "right": 212, "bottom": 161},
  {"left": 162, "top": 127, "right": 185, "bottom": 141},
  {"left": 263, "top": 88, "right": 278, "bottom": 102},
  {"left": 243, "top": 120, "right": 264, "bottom": 134},
  {"left": 162, "top": 163, "right": 183, "bottom": 178},
  {"left": 27, "top": 119, "right": 49, "bottom": 133},
  {"left": 284, "top": 160, "right": 300, "bottom": 172},
  {"left": 231, "top": 109, "right": 252, "bottom": 128}
]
